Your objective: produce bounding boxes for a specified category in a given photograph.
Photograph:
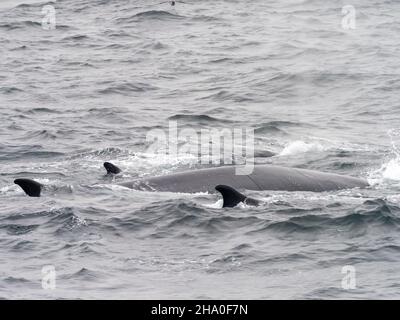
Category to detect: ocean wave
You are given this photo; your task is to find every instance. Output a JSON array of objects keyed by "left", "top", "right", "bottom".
[
  {"left": 63, "top": 267, "right": 102, "bottom": 281},
  {"left": 0, "top": 145, "right": 64, "bottom": 161},
  {"left": 0, "top": 20, "right": 41, "bottom": 30},
  {"left": 197, "top": 90, "right": 257, "bottom": 103},
  {"left": 18, "top": 130, "right": 58, "bottom": 140},
  {"left": 250, "top": 198, "right": 400, "bottom": 237},
  {"left": 116, "top": 10, "right": 184, "bottom": 24},
  {"left": 0, "top": 223, "right": 39, "bottom": 236},
  {"left": 168, "top": 114, "right": 234, "bottom": 125},
  {"left": 24, "top": 107, "right": 61, "bottom": 114},
  {"left": 0, "top": 86, "right": 23, "bottom": 94},
  {"left": 98, "top": 82, "right": 158, "bottom": 95}
]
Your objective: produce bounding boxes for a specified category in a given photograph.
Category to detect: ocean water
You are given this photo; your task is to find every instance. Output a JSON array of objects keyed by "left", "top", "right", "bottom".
[{"left": 1, "top": 0, "right": 400, "bottom": 299}]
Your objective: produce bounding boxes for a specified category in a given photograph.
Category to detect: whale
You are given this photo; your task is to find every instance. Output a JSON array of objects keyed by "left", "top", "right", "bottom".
[{"left": 15, "top": 162, "right": 369, "bottom": 207}]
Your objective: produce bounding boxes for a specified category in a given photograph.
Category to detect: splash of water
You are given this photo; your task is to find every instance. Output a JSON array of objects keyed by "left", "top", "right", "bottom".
[
  {"left": 279, "top": 140, "right": 325, "bottom": 156},
  {"left": 368, "top": 129, "right": 400, "bottom": 185}
]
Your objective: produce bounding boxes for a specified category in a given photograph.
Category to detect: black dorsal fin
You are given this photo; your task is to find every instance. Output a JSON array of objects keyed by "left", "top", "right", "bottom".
[
  {"left": 215, "top": 185, "right": 247, "bottom": 208},
  {"left": 104, "top": 162, "right": 122, "bottom": 175},
  {"left": 14, "top": 179, "right": 42, "bottom": 197},
  {"left": 215, "top": 185, "right": 260, "bottom": 208}
]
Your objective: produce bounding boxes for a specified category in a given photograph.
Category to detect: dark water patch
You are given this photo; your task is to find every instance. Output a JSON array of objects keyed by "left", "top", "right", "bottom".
[
  {"left": 0, "top": 224, "right": 39, "bottom": 236},
  {"left": 18, "top": 130, "right": 58, "bottom": 140},
  {"left": 256, "top": 253, "right": 311, "bottom": 265},
  {"left": 331, "top": 161, "right": 357, "bottom": 170},
  {"left": 102, "top": 29, "right": 136, "bottom": 38},
  {"left": 63, "top": 267, "right": 100, "bottom": 281},
  {"left": 0, "top": 23, "right": 17, "bottom": 30},
  {"left": 198, "top": 215, "right": 263, "bottom": 233},
  {"left": 274, "top": 207, "right": 323, "bottom": 216},
  {"left": 261, "top": 219, "right": 322, "bottom": 235},
  {"left": 23, "top": 107, "right": 61, "bottom": 114},
  {"left": 198, "top": 90, "right": 256, "bottom": 103},
  {"left": 130, "top": 201, "right": 266, "bottom": 238},
  {"left": 8, "top": 207, "right": 89, "bottom": 236},
  {"left": 10, "top": 45, "right": 28, "bottom": 51},
  {"left": 83, "top": 107, "right": 132, "bottom": 124},
  {"left": 0, "top": 87, "right": 23, "bottom": 94},
  {"left": 87, "top": 106, "right": 130, "bottom": 114},
  {"left": 0, "top": 144, "right": 64, "bottom": 161},
  {"left": 336, "top": 199, "right": 400, "bottom": 229},
  {"left": 190, "top": 15, "right": 223, "bottom": 23},
  {"left": 97, "top": 82, "right": 158, "bottom": 95},
  {"left": 254, "top": 149, "right": 276, "bottom": 158},
  {"left": 231, "top": 243, "right": 252, "bottom": 251},
  {"left": 14, "top": 1, "right": 56, "bottom": 9},
  {"left": 117, "top": 10, "right": 185, "bottom": 23},
  {"left": 2, "top": 276, "right": 32, "bottom": 285},
  {"left": 142, "top": 41, "right": 169, "bottom": 51},
  {"left": 62, "top": 34, "right": 90, "bottom": 41},
  {"left": 254, "top": 124, "right": 288, "bottom": 135},
  {"left": 208, "top": 57, "right": 233, "bottom": 64},
  {"left": 1, "top": 208, "right": 87, "bottom": 237},
  {"left": 10, "top": 240, "right": 36, "bottom": 251},
  {"left": 365, "top": 244, "right": 400, "bottom": 261},
  {"left": 0, "top": 21, "right": 41, "bottom": 30},
  {"left": 254, "top": 120, "right": 311, "bottom": 135},
  {"left": 4, "top": 20, "right": 42, "bottom": 30},
  {"left": 74, "top": 241, "right": 101, "bottom": 255},
  {"left": 335, "top": 150, "right": 353, "bottom": 158},
  {"left": 2, "top": 171, "right": 66, "bottom": 180},
  {"left": 168, "top": 114, "right": 235, "bottom": 125},
  {"left": 2, "top": 209, "right": 56, "bottom": 221},
  {"left": 108, "top": 216, "right": 152, "bottom": 232},
  {"left": 249, "top": 199, "right": 400, "bottom": 237}
]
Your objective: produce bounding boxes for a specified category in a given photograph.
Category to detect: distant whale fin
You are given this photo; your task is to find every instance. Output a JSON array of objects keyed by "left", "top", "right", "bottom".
[
  {"left": 104, "top": 162, "right": 122, "bottom": 175},
  {"left": 14, "top": 178, "right": 43, "bottom": 197}
]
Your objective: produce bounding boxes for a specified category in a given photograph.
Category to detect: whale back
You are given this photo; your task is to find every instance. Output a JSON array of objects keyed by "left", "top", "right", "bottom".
[
  {"left": 119, "top": 165, "right": 369, "bottom": 193},
  {"left": 249, "top": 166, "right": 369, "bottom": 192},
  {"left": 121, "top": 166, "right": 259, "bottom": 193}
]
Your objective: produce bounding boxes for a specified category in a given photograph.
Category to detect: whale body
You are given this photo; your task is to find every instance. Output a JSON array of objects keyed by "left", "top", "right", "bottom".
[
  {"left": 118, "top": 164, "right": 369, "bottom": 193},
  {"left": 14, "top": 163, "right": 369, "bottom": 207}
]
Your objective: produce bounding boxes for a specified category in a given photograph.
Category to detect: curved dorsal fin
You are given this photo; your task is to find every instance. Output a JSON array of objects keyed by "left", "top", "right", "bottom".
[
  {"left": 215, "top": 185, "right": 247, "bottom": 208},
  {"left": 215, "top": 185, "right": 260, "bottom": 208},
  {"left": 104, "top": 162, "right": 122, "bottom": 175},
  {"left": 14, "top": 179, "right": 42, "bottom": 197}
]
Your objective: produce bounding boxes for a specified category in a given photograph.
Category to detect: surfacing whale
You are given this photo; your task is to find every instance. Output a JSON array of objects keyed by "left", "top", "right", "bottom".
[
  {"left": 15, "top": 162, "right": 369, "bottom": 207},
  {"left": 114, "top": 163, "right": 368, "bottom": 192}
]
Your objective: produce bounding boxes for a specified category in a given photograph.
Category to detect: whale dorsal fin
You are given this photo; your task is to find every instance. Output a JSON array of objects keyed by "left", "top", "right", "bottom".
[
  {"left": 215, "top": 185, "right": 247, "bottom": 208},
  {"left": 104, "top": 162, "right": 122, "bottom": 175},
  {"left": 14, "top": 179, "right": 42, "bottom": 197},
  {"left": 215, "top": 185, "right": 260, "bottom": 208}
]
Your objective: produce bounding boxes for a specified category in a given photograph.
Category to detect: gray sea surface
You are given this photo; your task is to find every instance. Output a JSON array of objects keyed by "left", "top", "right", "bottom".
[{"left": 1, "top": 0, "right": 400, "bottom": 299}]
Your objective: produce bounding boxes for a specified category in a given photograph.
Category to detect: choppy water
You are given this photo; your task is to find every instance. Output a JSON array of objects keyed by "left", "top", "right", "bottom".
[{"left": 1, "top": 0, "right": 400, "bottom": 299}]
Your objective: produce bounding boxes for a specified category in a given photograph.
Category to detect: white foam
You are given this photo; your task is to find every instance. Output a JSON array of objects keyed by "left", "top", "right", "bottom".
[
  {"left": 279, "top": 140, "right": 325, "bottom": 156},
  {"left": 203, "top": 199, "right": 223, "bottom": 209},
  {"left": 382, "top": 158, "right": 400, "bottom": 181},
  {"left": 0, "top": 184, "right": 23, "bottom": 196},
  {"left": 367, "top": 154, "right": 400, "bottom": 187}
]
